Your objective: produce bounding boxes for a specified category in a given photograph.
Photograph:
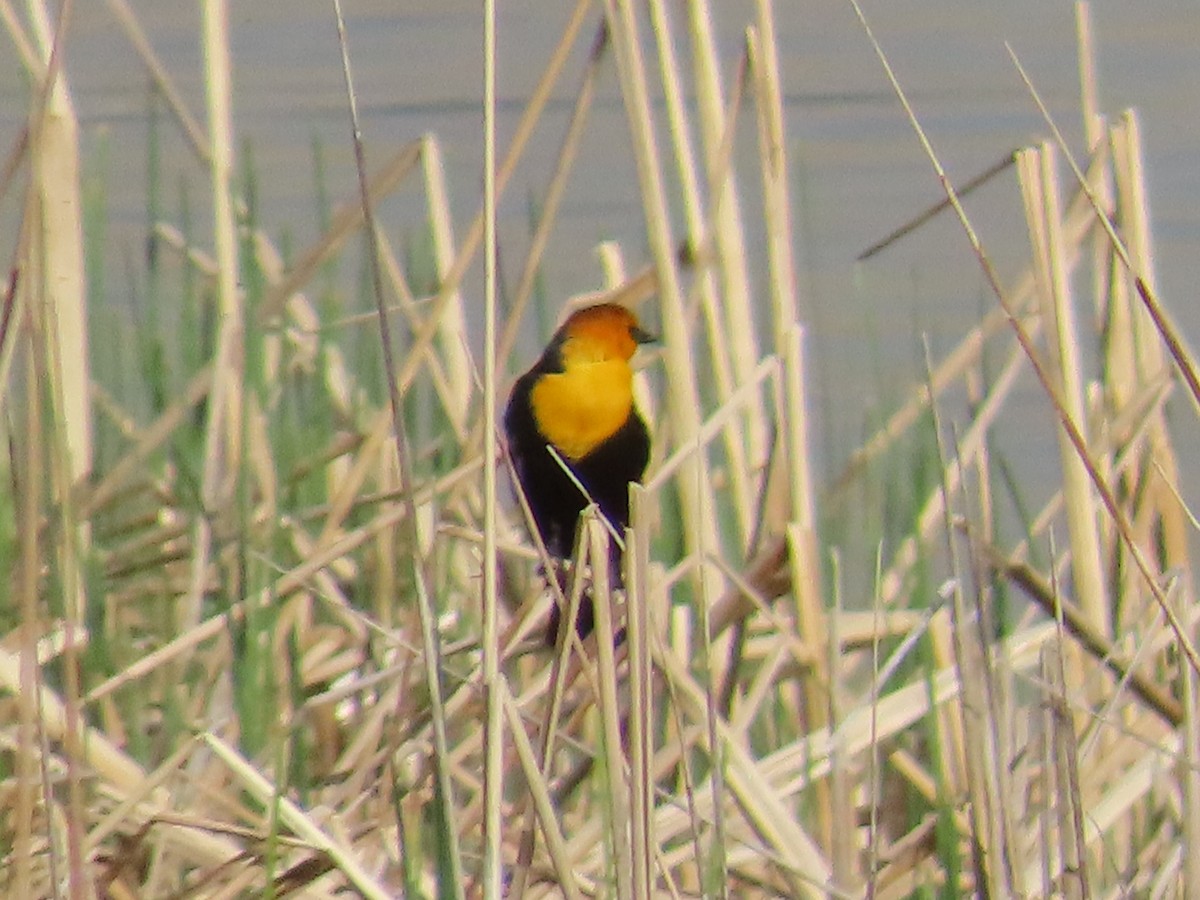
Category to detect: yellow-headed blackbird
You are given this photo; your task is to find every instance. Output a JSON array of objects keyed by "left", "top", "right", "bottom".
[{"left": 504, "top": 303, "right": 654, "bottom": 642}]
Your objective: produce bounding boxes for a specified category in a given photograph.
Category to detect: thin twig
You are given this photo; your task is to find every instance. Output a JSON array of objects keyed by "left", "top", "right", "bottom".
[{"left": 331, "top": 5, "right": 465, "bottom": 891}]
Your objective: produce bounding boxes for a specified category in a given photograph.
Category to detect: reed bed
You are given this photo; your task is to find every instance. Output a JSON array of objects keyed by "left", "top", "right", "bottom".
[{"left": 1, "top": 0, "right": 1197, "bottom": 896}]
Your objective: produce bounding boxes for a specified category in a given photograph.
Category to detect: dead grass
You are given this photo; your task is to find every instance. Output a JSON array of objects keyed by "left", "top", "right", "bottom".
[{"left": 1, "top": 0, "right": 1198, "bottom": 897}]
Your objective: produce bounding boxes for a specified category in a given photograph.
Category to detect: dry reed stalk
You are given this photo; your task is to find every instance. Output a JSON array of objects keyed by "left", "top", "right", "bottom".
[
  {"left": 927, "top": 608, "right": 971, "bottom": 805},
  {"left": 508, "top": 541, "right": 594, "bottom": 896},
  {"left": 746, "top": 11, "right": 828, "bottom": 750},
  {"left": 500, "top": 681, "right": 584, "bottom": 899},
  {"left": 687, "top": 0, "right": 767, "bottom": 471},
  {"left": 180, "top": 0, "right": 241, "bottom": 672},
  {"left": 1176, "top": 584, "right": 1200, "bottom": 896},
  {"left": 781, "top": 336, "right": 822, "bottom": 589},
  {"left": 985, "top": 544, "right": 1183, "bottom": 728},
  {"left": 19, "top": 1, "right": 94, "bottom": 893},
  {"left": 825, "top": 565, "right": 860, "bottom": 894},
  {"left": 1010, "top": 48, "right": 1200, "bottom": 428},
  {"left": 479, "top": 0, "right": 506, "bottom": 891},
  {"left": 925, "top": 358, "right": 1016, "bottom": 896},
  {"left": 199, "top": 0, "right": 242, "bottom": 497},
  {"left": 745, "top": 18, "right": 819, "bottom": 676},
  {"left": 604, "top": 0, "right": 724, "bottom": 609},
  {"left": 745, "top": 6, "right": 800, "bottom": 351},
  {"left": 1111, "top": 113, "right": 1165, "bottom": 375},
  {"left": 653, "top": 645, "right": 832, "bottom": 897},
  {"left": 1100, "top": 114, "right": 1153, "bottom": 628},
  {"left": 1034, "top": 673, "right": 1055, "bottom": 897},
  {"left": 1018, "top": 144, "right": 1111, "bottom": 638},
  {"left": 26, "top": 0, "right": 91, "bottom": 492},
  {"left": 1110, "top": 113, "right": 1193, "bottom": 585},
  {"left": 873, "top": 326, "right": 1036, "bottom": 614},
  {"left": 627, "top": 485, "right": 657, "bottom": 898},
  {"left": 1075, "top": 4, "right": 1117, "bottom": 344},
  {"left": 1031, "top": 692, "right": 1172, "bottom": 893},
  {"left": 421, "top": 135, "right": 473, "bottom": 433},
  {"left": 201, "top": 731, "right": 393, "bottom": 899},
  {"left": 862, "top": 547, "right": 885, "bottom": 895},
  {"left": 372, "top": 457, "right": 400, "bottom": 635},
  {"left": 695, "top": 551, "right": 733, "bottom": 896},
  {"left": 766, "top": 620, "right": 1056, "bottom": 784},
  {"left": 0, "top": 2, "right": 37, "bottom": 71},
  {"left": 1006, "top": 55, "right": 1200, "bottom": 760},
  {"left": 648, "top": 0, "right": 754, "bottom": 548},
  {"left": 742, "top": 17, "right": 833, "bottom": 865},
  {"left": 1052, "top": 625, "right": 1090, "bottom": 898},
  {"left": 11, "top": 329, "right": 41, "bottom": 900},
  {"left": 1070, "top": 13, "right": 1130, "bottom": 660},
  {"left": 586, "top": 517, "right": 635, "bottom": 899}
]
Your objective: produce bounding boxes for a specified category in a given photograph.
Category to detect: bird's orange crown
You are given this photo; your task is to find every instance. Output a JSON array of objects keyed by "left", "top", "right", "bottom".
[{"left": 556, "top": 303, "right": 653, "bottom": 366}]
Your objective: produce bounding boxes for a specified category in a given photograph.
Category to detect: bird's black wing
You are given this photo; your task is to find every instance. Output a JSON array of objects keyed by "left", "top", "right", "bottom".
[{"left": 503, "top": 371, "right": 586, "bottom": 560}]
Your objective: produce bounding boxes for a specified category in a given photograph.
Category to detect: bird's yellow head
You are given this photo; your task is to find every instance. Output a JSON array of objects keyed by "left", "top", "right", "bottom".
[
  {"left": 555, "top": 303, "right": 655, "bottom": 367},
  {"left": 530, "top": 303, "right": 654, "bottom": 461}
]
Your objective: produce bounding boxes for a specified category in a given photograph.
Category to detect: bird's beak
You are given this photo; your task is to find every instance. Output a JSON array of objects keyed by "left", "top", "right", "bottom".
[{"left": 632, "top": 324, "right": 658, "bottom": 345}]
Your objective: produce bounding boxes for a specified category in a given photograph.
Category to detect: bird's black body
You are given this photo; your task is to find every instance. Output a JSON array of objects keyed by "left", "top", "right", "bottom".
[
  {"left": 504, "top": 305, "right": 652, "bottom": 642},
  {"left": 505, "top": 364, "right": 650, "bottom": 561}
]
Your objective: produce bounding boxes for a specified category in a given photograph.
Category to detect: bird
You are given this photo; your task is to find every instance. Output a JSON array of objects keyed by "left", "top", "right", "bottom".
[{"left": 503, "top": 302, "right": 654, "bottom": 644}]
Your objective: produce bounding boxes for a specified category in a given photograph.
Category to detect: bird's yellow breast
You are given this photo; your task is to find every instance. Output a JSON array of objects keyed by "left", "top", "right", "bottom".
[{"left": 530, "top": 359, "right": 634, "bottom": 461}]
